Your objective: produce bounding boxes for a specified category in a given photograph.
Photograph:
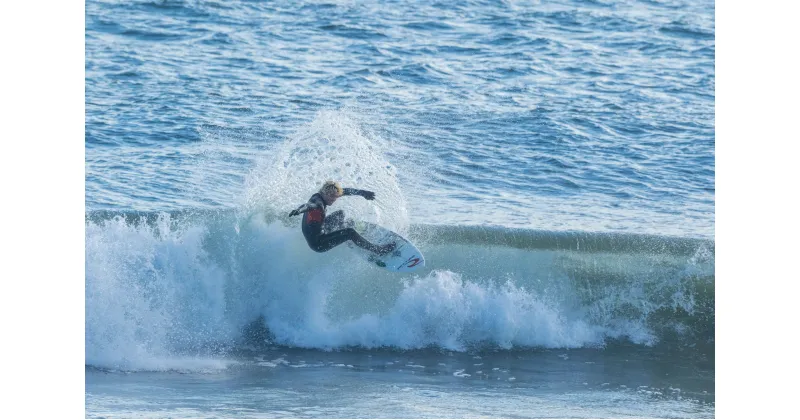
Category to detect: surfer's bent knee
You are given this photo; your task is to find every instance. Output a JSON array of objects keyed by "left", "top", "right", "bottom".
[{"left": 306, "top": 237, "right": 327, "bottom": 253}]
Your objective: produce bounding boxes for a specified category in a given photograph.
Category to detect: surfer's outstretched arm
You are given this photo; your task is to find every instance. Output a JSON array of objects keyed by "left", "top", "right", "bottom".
[
  {"left": 342, "top": 187, "right": 376, "bottom": 200},
  {"left": 288, "top": 200, "right": 321, "bottom": 217}
]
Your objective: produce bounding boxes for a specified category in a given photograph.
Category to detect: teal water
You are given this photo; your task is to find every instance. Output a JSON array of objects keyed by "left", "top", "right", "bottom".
[{"left": 85, "top": 0, "right": 714, "bottom": 417}]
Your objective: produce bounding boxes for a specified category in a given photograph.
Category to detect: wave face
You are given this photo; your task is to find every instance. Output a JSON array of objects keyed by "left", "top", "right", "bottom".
[{"left": 86, "top": 210, "right": 713, "bottom": 371}]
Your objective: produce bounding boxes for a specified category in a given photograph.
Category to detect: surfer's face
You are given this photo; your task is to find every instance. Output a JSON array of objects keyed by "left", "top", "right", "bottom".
[{"left": 322, "top": 192, "right": 339, "bottom": 205}]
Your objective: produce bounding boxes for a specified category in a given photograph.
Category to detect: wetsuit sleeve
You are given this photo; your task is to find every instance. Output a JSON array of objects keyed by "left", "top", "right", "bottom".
[
  {"left": 289, "top": 198, "right": 321, "bottom": 216},
  {"left": 343, "top": 188, "right": 375, "bottom": 200}
]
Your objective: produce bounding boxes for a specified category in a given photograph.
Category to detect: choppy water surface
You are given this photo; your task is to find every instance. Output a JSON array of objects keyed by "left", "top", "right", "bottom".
[{"left": 86, "top": 0, "right": 714, "bottom": 238}]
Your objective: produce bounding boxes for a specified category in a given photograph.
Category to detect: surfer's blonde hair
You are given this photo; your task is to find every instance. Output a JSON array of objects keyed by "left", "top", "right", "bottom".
[{"left": 319, "top": 180, "right": 343, "bottom": 197}]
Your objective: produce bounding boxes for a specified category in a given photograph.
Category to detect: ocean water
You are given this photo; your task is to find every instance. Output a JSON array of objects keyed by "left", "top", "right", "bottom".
[{"left": 85, "top": 0, "right": 715, "bottom": 418}]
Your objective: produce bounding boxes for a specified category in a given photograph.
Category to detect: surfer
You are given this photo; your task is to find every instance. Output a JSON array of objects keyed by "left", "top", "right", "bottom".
[{"left": 289, "top": 181, "right": 397, "bottom": 255}]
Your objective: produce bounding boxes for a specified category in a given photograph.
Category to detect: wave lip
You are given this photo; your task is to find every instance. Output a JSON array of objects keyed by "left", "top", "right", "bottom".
[{"left": 409, "top": 223, "right": 714, "bottom": 255}]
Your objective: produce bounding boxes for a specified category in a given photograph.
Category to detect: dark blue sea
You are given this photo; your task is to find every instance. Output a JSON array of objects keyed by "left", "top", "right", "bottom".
[{"left": 85, "top": 0, "right": 715, "bottom": 417}]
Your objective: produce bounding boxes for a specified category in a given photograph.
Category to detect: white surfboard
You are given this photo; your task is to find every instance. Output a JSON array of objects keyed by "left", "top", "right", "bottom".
[{"left": 347, "top": 221, "right": 425, "bottom": 272}]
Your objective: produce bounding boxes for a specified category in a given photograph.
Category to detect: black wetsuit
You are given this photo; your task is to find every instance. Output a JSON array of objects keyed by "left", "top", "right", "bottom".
[{"left": 291, "top": 189, "right": 392, "bottom": 254}]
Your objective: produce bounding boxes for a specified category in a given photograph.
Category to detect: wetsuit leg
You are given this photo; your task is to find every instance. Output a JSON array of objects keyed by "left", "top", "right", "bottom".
[
  {"left": 311, "top": 228, "right": 387, "bottom": 254},
  {"left": 323, "top": 210, "right": 346, "bottom": 232}
]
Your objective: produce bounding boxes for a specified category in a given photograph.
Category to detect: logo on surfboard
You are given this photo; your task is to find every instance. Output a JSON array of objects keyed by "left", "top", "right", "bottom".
[{"left": 399, "top": 255, "right": 421, "bottom": 269}]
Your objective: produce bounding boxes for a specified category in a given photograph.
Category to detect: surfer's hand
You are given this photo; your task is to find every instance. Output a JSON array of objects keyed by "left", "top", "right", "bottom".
[
  {"left": 361, "top": 190, "right": 376, "bottom": 200},
  {"left": 289, "top": 209, "right": 299, "bottom": 217}
]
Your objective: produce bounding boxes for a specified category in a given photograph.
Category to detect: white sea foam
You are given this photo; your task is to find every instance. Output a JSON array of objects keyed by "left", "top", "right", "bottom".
[{"left": 85, "top": 204, "right": 711, "bottom": 371}]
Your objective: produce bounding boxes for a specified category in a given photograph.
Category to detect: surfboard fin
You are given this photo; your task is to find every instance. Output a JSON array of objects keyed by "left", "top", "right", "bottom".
[{"left": 367, "top": 254, "right": 387, "bottom": 267}]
